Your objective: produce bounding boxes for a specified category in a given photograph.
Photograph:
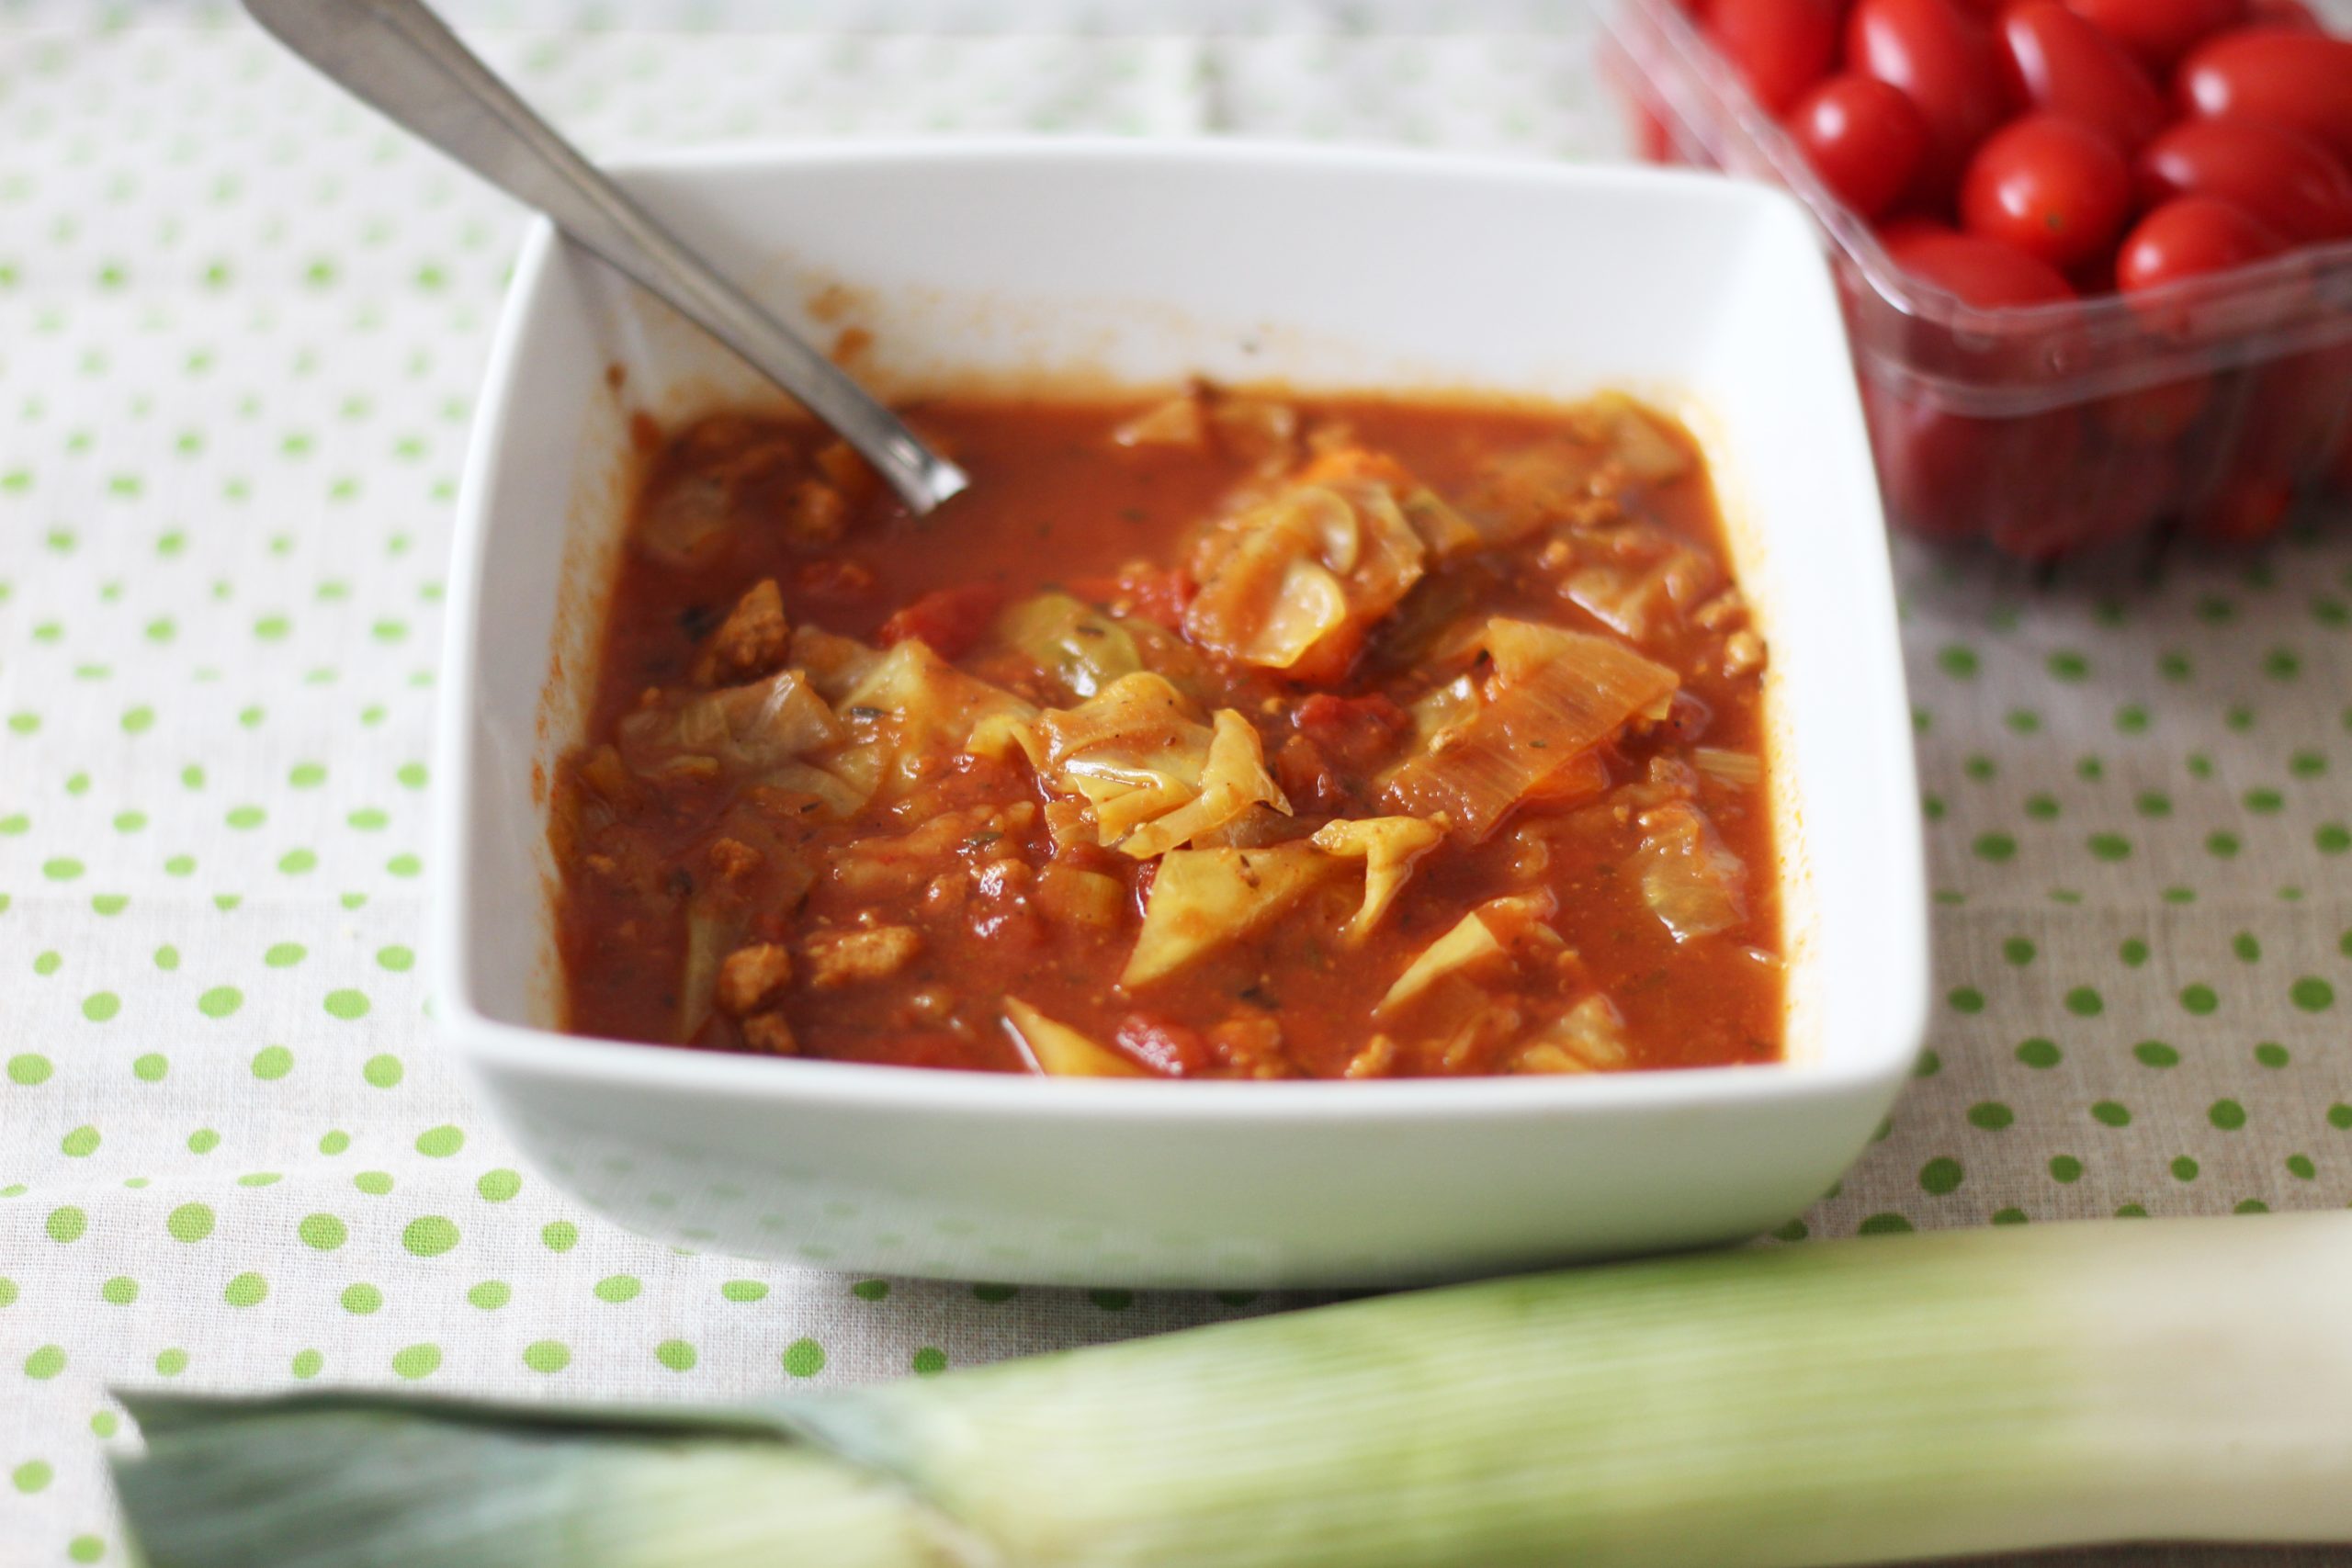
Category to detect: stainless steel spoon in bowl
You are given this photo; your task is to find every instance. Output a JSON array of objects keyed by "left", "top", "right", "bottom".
[{"left": 244, "top": 0, "right": 969, "bottom": 515}]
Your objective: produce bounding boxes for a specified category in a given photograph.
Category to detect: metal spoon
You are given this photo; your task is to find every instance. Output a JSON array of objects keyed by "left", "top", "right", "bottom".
[{"left": 244, "top": 0, "right": 969, "bottom": 515}]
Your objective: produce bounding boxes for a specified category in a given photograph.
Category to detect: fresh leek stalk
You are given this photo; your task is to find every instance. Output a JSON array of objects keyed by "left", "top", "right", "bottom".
[{"left": 116, "top": 1214, "right": 2352, "bottom": 1568}]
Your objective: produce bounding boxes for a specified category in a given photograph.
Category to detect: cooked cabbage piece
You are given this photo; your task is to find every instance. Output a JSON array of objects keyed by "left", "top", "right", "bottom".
[
  {"left": 1382, "top": 618, "right": 1678, "bottom": 841},
  {"left": 1111, "top": 392, "right": 1206, "bottom": 450},
  {"left": 1002, "top": 998, "right": 1151, "bottom": 1077},
  {"left": 1013, "top": 674, "right": 1289, "bottom": 858},
  {"left": 832, "top": 639, "right": 1037, "bottom": 797},
  {"left": 1374, "top": 889, "right": 1559, "bottom": 1016},
  {"left": 1634, "top": 800, "right": 1747, "bottom": 942},
  {"left": 617, "top": 668, "right": 844, "bottom": 782},
  {"left": 1182, "top": 449, "right": 1433, "bottom": 680},
  {"left": 1310, "top": 815, "right": 1444, "bottom": 942},
  {"left": 1559, "top": 526, "right": 1724, "bottom": 648},
  {"left": 996, "top": 591, "right": 1143, "bottom": 702},
  {"left": 1122, "top": 844, "right": 1340, "bottom": 987},
  {"left": 1509, "top": 994, "right": 1633, "bottom": 1074}
]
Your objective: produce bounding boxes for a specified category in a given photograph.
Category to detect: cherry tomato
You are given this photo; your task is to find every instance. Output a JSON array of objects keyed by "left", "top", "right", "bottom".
[
  {"left": 2234, "top": 344, "right": 2352, "bottom": 477},
  {"left": 1704, "top": 0, "right": 1843, "bottom": 112},
  {"left": 1996, "top": 2, "right": 2166, "bottom": 152},
  {"left": 2094, "top": 375, "right": 2211, "bottom": 445},
  {"left": 2115, "top": 195, "right": 2287, "bottom": 291},
  {"left": 1884, "top": 223, "right": 2079, "bottom": 304},
  {"left": 2138, "top": 117, "right": 2352, "bottom": 243},
  {"left": 1996, "top": 446, "right": 2177, "bottom": 558},
  {"left": 1788, "top": 74, "right": 1932, "bottom": 217},
  {"left": 2188, "top": 473, "right": 2296, "bottom": 543},
  {"left": 2063, "top": 0, "right": 2245, "bottom": 72},
  {"left": 2178, "top": 29, "right": 2352, "bottom": 166},
  {"left": 1866, "top": 378, "right": 2086, "bottom": 541},
  {"left": 1847, "top": 0, "right": 2013, "bottom": 197},
  {"left": 1961, "top": 114, "right": 2135, "bottom": 270}
]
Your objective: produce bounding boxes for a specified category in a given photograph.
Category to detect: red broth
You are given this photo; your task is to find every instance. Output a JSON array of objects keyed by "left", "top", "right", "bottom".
[{"left": 552, "top": 389, "right": 1782, "bottom": 1079}]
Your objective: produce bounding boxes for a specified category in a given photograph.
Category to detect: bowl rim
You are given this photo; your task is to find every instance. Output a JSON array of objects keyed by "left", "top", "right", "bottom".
[{"left": 430, "top": 135, "right": 1928, "bottom": 1124}]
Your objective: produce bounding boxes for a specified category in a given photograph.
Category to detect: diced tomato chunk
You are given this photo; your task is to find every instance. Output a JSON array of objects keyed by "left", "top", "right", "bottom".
[
  {"left": 877, "top": 581, "right": 1008, "bottom": 660},
  {"left": 1292, "top": 691, "right": 1411, "bottom": 773},
  {"left": 1273, "top": 733, "right": 1348, "bottom": 814},
  {"left": 1068, "top": 567, "right": 1196, "bottom": 632},
  {"left": 1114, "top": 1011, "right": 1212, "bottom": 1076}
]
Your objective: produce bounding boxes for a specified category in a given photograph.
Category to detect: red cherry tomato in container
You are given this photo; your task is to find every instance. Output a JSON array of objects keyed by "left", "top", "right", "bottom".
[
  {"left": 1704, "top": 0, "right": 1843, "bottom": 112},
  {"left": 2115, "top": 195, "right": 2287, "bottom": 291},
  {"left": 1996, "top": 2, "right": 2167, "bottom": 152},
  {"left": 2063, "top": 0, "right": 2245, "bottom": 73},
  {"left": 1961, "top": 114, "right": 2136, "bottom": 271},
  {"left": 1865, "top": 378, "right": 2086, "bottom": 544},
  {"left": 1884, "top": 224, "right": 2081, "bottom": 306},
  {"left": 1848, "top": 0, "right": 2013, "bottom": 197},
  {"left": 1788, "top": 73, "right": 1932, "bottom": 217},
  {"left": 2177, "top": 29, "right": 2352, "bottom": 166},
  {"left": 2138, "top": 117, "right": 2352, "bottom": 244}
]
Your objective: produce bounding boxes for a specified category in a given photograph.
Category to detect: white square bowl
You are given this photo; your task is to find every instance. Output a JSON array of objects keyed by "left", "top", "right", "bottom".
[{"left": 433, "top": 141, "right": 1927, "bottom": 1289}]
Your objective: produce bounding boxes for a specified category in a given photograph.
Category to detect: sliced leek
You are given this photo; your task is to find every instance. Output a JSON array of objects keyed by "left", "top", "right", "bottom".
[{"left": 117, "top": 1214, "right": 2352, "bottom": 1568}]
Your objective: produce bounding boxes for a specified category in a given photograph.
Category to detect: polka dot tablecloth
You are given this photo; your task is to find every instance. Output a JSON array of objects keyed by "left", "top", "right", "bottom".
[{"left": 3, "top": 4, "right": 2350, "bottom": 1564}]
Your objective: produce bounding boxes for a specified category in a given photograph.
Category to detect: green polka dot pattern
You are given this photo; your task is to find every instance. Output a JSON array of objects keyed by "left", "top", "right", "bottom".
[{"left": 3, "top": 11, "right": 2351, "bottom": 1565}]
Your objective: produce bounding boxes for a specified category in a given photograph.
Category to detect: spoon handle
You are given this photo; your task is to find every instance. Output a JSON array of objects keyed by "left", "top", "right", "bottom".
[{"left": 244, "top": 0, "right": 967, "bottom": 514}]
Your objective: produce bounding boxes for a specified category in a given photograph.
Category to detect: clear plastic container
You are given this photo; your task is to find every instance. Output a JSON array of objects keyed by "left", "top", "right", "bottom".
[{"left": 1600, "top": 0, "right": 2352, "bottom": 558}]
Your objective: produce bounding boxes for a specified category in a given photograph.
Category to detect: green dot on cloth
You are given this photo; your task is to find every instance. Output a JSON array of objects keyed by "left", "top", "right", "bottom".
[
  {"left": 1089, "top": 1289, "right": 1135, "bottom": 1312},
  {"left": 47, "top": 1207, "right": 86, "bottom": 1244},
  {"left": 378, "top": 945, "right": 415, "bottom": 972},
  {"left": 60, "top": 1125, "right": 99, "bottom": 1157},
  {"left": 82, "top": 991, "right": 119, "bottom": 1021},
  {"left": 362, "top": 1054, "right": 402, "bottom": 1087},
  {"left": 2049, "top": 1156, "right": 2084, "bottom": 1184},
  {"left": 2172, "top": 1156, "right": 2201, "bottom": 1181},
  {"left": 541, "top": 1221, "right": 578, "bottom": 1253},
  {"left": 2016, "top": 1037, "right": 2063, "bottom": 1068},
  {"left": 197, "top": 986, "right": 242, "bottom": 1018},
  {"left": 2209, "top": 1100, "right": 2248, "bottom": 1130},
  {"left": 187, "top": 1129, "right": 220, "bottom": 1155},
  {"left": 67, "top": 1535, "right": 105, "bottom": 1563},
  {"left": 2133, "top": 1040, "right": 2180, "bottom": 1067},
  {"left": 2291, "top": 977, "right": 2335, "bottom": 1012},
  {"left": 782, "top": 1338, "right": 826, "bottom": 1378},
  {"left": 523, "top": 1340, "right": 571, "bottom": 1374},
  {"left": 298, "top": 1213, "right": 347, "bottom": 1251},
  {"left": 852, "top": 1279, "right": 889, "bottom": 1302},
  {"left": 910, "top": 1347, "right": 948, "bottom": 1377},
  {"left": 325, "top": 989, "right": 373, "bottom": 1020},
  {"left": 413, "top": 1124, "right": 464, "bottom": 1158},
  {"left": 100, "top": 1277, "right": 138, "bottom": 1305},
  {"left": 401, "top": 1216, "right": 458, "bottom": 1257},
  {"left": 223, "top": 1272, "right": 268, "bottom": 1307},
  {"left": 250, "top": 1044, "right": 293, "bottom": 1079},
  {"left": 468, "top": 1281, "right": 511, "bottom": 1310},
  {"left": 1857, "top": 1213, "right": 1915, "bottom": 1235},
  {"left": 1917, "top": 1157, "right": 1962, "bottom": 1195},
  {"left": 264, "top": 942, "right": 307, "bottom": 967},
  {"left": 391, "top": 1344, "right": 441, "bottom": 1380},
  {"left": 721, "top": 1280, "right": 768, "bottom": 1303},
  {"left": 166, "top": 1202, "right": 214, "bottom": 1243},
  {"left": 2064, "top": 987, "right": 2104, "bottom": 1017},
  {"left": 355, "top": 1169, "right": 394, "bottom": 1195},
  {"left": 13, "top": 1460, "right": 52, "bottom": 1493},
  {"left": 594, "top": 1274, "right": 640, "bottom": 1303},
  {"left": 26, "top": 1345, "right": 67, "bottom": 1379},
  {"left": 477, "top": 1169, "right": 522, "bottom": 1202},
  {"left": 2179, "top": 984, "right": 2219, "bottom": 1015},
  {"left": 291, "top": 1349, "right": 325, "bottom": 1380},
  {"left": 8, "top": 1054, "right": 51, "bottom": 1085},
  {"left": 2090, "top": 1100, "right": 2131, "bottom": 1127},
  {"left": 1966, "top": 1101, "right": 2014, "bottom": 1130},
  {"left": 1945, "top": 987, "right": 1984, "bottom": 1014},
  {"left": 341, "top": 1283, "right": 385, "bottom": 1315},
  {"left": 656, "top": 1339, "right": 697, "bottom": 1372}
]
